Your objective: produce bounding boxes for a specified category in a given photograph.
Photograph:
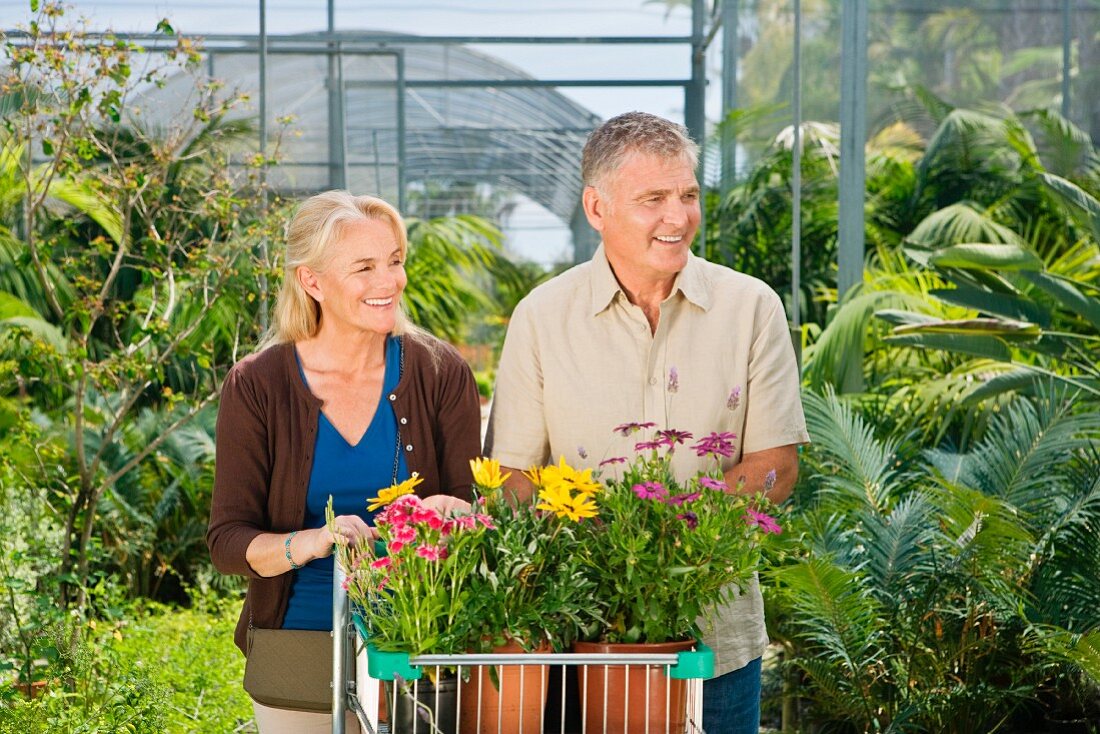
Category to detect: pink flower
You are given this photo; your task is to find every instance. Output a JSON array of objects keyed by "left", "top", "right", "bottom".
[
  {"left": 393, "top": 525, "right": 416, "bottom": 544},
  {"left": 388, "top": 539, "right": 407, "bottom": 554},
  {"left": 746, "top": 508, "right": 782, "bottom": 534},
  {"left": 474, "top": 513, "right": 496, "bottom": 530},
  {"left": 370, "top": 556, "right": 392, "bottom": 569},
  {"left": 599, "top": 456, "right": 627, "bottom": 467},
  {"left": 634, "top": 440, "right": 662, "bottom": 451},
  {"left": 666, "top": 491, "right": 701, "bottom": 506},
  {"left": 692, "top": 432, "right": 737, "bottom": 459},
  {"left": 614, "top": 421, "right": 657, "bottom": 436},
  {"left": 656, "top": 429, "right": 693, "bottom": 446},
  {"left": 699, "top": 477, "right": 727, "bottom": 492},
  {"left": 632, "top": 481, "right": 668, "bottom": 500},
  {"left": 416, "top": 544, "right": 445, "bottom": 561},
  {"left": 678, "top": 511, "right": 698, "bottom": 529},
  {"left": 453, "top": 515, "right": 477, "bottom": 531}
]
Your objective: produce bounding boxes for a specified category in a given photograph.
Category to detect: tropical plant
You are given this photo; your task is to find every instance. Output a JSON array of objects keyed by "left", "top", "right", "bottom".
[
  {"left": 0, "top": 4, "right": 274, "bottom": 619},
  {"left": 769, "top": 387, "right": 1100, "bottom": 733}
]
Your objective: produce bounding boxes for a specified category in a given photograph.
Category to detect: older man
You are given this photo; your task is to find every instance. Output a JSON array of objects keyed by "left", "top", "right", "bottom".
[{"left": 485, "top": 111, "right": 808, "bottom": 730}]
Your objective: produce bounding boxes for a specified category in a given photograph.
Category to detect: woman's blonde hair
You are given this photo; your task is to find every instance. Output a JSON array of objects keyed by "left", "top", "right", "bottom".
[{"left": 261, "top": 190, "right": 424, "bottom": 348}]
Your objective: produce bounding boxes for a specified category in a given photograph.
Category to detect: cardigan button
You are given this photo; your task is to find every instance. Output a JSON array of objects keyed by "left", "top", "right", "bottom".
[
  {"left": 405, "top": 444, "right": 413, "bottom": 452},
  {"left": 388, "top": 394, "right": 396, "bottom": 401},
  {"left": 400, "top": 417, "right": 407, "bottom": 425}
]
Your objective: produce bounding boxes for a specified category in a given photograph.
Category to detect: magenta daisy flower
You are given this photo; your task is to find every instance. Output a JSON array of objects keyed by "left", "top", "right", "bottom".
[
  {"left": 599, "top": 456, "right": 627, "bottom": 467},
  {"left": 656, "top": 429, "right": 694, "bottom": 446},
  {"left": 632, "top": 481, "right": 668, "bottom": 500},
  {"left": 677, "top": 511, "right": 698, "bottom": 529},
  {"left": 666, "top": 491, "right": 701, "bottom": 506},
  {"left": 699, "top": 476, "right": 727, "bottom": 492},
  {"left": 746, "top": 508, "right": 782, "bottom": 534},
  {"left": 634, "top": 440, "right": 662, "bottom": 451},
  {"left": 614, "top": 421, "right": 657, "bottom": 436},
  {"left": 692, "top": 431, "right": 737, "bottom": 459}
]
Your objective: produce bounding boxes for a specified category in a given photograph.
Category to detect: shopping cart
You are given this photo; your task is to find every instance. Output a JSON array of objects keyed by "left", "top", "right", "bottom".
[{"left": 331, "top": 564, "right": 712, "bottom": 734}]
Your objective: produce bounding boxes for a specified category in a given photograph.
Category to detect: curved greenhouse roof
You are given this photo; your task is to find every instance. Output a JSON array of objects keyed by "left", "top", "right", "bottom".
[{"left": 140, "top": 32, "right": 602, "bottom": 249}]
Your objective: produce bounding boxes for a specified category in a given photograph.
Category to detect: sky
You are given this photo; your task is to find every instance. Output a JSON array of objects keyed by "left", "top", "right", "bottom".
[{"left": 1, "top": 1, "right": 717, "bottom": 264}]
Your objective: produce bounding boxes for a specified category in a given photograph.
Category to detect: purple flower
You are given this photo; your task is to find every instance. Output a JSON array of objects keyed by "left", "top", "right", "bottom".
[
  {"left": 746, "top": 508, "right": 782, "bottom": 534},
  {"left": 614, "top": 421, "right": 657, "bottom": 436},
  {"left": 666, "top": 491, "right": 701, "bottom": 506},
  {"left": 656, "top": 429, "right": 693, "bottom": 446},
  {"left": 667, "top": 366, "right": 679, "bottom": 394},
  {"left": 599, "top": 456, "right": 627, "bottom": 467},
  {"left": 764, "top": 469, "right": 777, "bottom": 493},
  {"left": 632, "top": 481, "right": 668, "bottom": 500},
  {"left": 699, "top": 476, "right": 727, "bottom": 492},
  {"left": 634, "top": 440, "right": 662, "bottom": 452},
  {"left": 677, "top": 511, "right": 699, "bottom": 529},
  {"left": 692, "top": 431, "right": 738, "bottom": 458},
  {"left": 727, "top": 386, "right": 742, "bottom": 411},
  {"left": 577, "top": 445, "right": 589, "bottom": 460}
]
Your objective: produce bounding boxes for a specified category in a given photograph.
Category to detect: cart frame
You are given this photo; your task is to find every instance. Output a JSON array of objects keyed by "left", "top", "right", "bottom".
[{"left": 332, "top": 564, "right": 711, "bottom": 734}]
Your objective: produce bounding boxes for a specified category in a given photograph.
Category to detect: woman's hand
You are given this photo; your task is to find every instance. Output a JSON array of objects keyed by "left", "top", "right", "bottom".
[
  {"left": 422, "top": 494, "right": 472, "bottom": 516},
  {"left": 317, "top": 514, "right": 378, "bottom": 558}
]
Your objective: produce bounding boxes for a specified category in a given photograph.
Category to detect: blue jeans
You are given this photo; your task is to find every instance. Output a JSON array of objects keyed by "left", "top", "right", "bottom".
[{"left": 702, "top": 657, "right": 762, "bottom": 733}]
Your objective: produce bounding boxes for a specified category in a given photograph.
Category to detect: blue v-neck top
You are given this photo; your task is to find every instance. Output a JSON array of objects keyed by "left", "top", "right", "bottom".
[{"left": 282, "top": 336, "right": 409, "bottom": 631}]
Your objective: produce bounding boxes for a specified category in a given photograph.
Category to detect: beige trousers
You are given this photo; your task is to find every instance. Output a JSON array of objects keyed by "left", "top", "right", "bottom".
[{"left": 251, "top": 700, "right": 362, "bottom": 734}]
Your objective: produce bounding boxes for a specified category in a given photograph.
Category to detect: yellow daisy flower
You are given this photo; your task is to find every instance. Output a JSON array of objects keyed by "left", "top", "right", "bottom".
[
  {"left": 470, "top": 457, "right": 510, "bottom": 490},
  {"left": 367, "top": 472, "right": 424, "bottom": 512},
  {"left": 541, "top": 456, "right": 601, "bottom": 496}
]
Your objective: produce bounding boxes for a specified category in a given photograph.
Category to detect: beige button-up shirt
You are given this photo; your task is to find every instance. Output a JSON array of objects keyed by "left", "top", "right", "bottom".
[{"left": 485, "top": 245, "right": 809, "bottom": 676}]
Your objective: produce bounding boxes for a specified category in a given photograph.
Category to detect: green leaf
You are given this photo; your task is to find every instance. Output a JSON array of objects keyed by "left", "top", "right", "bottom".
[
  {"left": 929, "top": 243, "right": 1043, "bottom": 271},
  {"left": 930, "top": 285, "right": 1051, "bottom": 327},
  {"left": 884, "top": 332, "right": 1013, "bottom": 361},
  {"left": 1040, "top": 172, "right": 1100, "bottom": 242},
  {"left": 1020, "top": 271, "right": 1100, "bottom": 332},
  {"left": 891, "top": 318, "right": 1041, "bottom": 341}
]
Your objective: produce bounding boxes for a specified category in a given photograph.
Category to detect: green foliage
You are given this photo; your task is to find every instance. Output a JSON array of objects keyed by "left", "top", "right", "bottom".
[
  {"left": 0, "top": 599, "right": 251, "bottom": 733},
  {"left": 771, "top": 388, "right": 1100, "bottom": 733}
]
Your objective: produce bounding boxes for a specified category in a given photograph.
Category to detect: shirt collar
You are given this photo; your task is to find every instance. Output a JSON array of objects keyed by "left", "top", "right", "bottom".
[{"left": 588, "top": 244, "right": 712, "bottom": 316}]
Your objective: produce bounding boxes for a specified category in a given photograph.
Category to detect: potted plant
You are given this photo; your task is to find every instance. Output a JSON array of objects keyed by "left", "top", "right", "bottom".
[
  {"left": 458, "top": 458, "right": 602, "bottom": 733},
  {"left": 333, "top": 477, "right": 495, "bottom": 733},
  {"left": 533, "top": 423, "right": 781, "bottom": 732}
]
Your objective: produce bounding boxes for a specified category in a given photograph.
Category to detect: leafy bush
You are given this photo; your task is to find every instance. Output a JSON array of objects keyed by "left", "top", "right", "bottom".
[{"left": 0, "top": 596, "right": 252, "bottom": 733}]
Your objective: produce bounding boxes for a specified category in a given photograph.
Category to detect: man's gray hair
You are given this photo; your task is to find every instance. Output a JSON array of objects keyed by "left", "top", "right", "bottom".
[{"left": 581, "top": 111, "right": 699, "bottom": 189}]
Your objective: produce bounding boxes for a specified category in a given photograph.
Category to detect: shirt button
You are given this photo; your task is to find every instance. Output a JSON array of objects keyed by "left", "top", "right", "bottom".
[
  {"left": 400, "top": 417, "right": 407, "bottom": 425},
  {"left": 649, "top": 376, "right": 657, "bottom": 385},
  {"left": 388, "top": 394, "right": 396, "bottom": 401},
  {"left": 405, "top": 444, "right": 413, "bottom": 452}
]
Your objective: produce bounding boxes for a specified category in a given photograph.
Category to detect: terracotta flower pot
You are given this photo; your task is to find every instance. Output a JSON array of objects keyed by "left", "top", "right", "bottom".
[
  {"left": 459, "top": 639, "right": 550, "bottom": 733},
  {"left": 573, "top": 639, "right": 695, "bottom": 734}
]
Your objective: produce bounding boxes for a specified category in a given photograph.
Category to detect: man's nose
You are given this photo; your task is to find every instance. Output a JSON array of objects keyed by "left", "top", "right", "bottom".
[{"left": 662, "top": 199, "right": 691, "bottom": 226}]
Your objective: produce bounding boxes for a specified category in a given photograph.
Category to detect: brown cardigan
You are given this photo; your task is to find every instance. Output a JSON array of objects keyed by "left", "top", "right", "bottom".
[{"left": 206, "top": 334, "right": 480, "bottom": 654}]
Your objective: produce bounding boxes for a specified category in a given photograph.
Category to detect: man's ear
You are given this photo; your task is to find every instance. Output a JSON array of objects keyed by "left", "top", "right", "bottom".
[
  {"left": 582, "top": 186, "right": 606, "bottom": 233},
  {"left": 297, "top": 265, "right": 323, "bottom": 302}
]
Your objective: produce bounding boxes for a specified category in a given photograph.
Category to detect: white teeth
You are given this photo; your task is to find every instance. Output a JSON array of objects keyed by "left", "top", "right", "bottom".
[
  {"left": 363, "top": 297, "right": 392, "bottom": 306},
  {"left": 655, "top": 235, "right": 682, "bottom": 242}
]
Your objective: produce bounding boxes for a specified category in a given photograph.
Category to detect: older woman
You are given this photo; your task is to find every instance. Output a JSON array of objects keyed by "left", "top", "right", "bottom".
[{"left": 207, "top": 191, "right": 480, "bottom": 732}]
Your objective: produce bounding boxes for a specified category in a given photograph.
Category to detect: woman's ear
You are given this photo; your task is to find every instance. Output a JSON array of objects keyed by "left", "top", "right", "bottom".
[{"left": 297, "top": 265, "right": 323, "bottom": 302}]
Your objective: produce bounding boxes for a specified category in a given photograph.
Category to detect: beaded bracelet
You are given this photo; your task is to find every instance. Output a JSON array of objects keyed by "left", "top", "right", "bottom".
[{"left": 285, "top": 530, "right": 302, "bottom": 570}]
